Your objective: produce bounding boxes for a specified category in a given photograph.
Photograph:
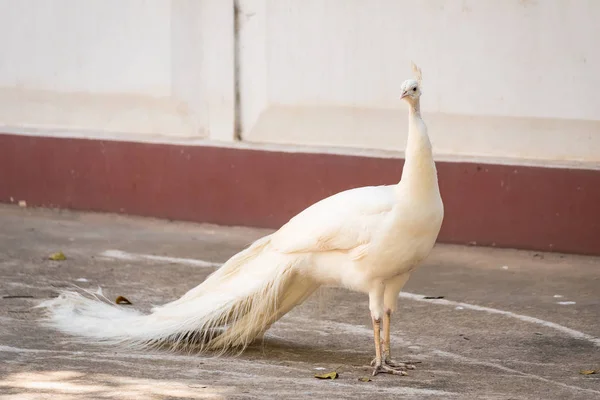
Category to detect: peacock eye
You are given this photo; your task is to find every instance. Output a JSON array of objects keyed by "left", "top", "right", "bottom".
[{"left": 412, "top": 87, "right": 417, "bottom": 91}]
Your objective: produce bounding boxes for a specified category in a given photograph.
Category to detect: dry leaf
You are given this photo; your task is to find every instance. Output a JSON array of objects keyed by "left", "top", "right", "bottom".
[
  {"left": 580, "top": 370, "right": 598, "bottom": 375},
  {"left": 358, "top": 377, "right": 371, "bottom": 382},
  {"left": 115, "top": 296, "right": 132, "bottom": 305},
  {"left": 314, "top": 371, "right": 338, "bottom": 380},
  {"left": 48, "top": 252, "right": 66, "bottom": 261}
]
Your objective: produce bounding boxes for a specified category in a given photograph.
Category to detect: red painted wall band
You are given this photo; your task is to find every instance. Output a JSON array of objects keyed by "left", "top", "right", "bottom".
[{"left": 1, "top": 133, "right": 598, "bottom": 255}]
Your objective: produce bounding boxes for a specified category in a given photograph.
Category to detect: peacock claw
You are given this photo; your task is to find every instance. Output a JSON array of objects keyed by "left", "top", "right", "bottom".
[
  {"left": 386, "top": 359, "right": 417, "bottom": 370},
  {"left": 372, "top": 362, "right": 408, "bottom": 376},
  {"left": 370, "top": 358, "right": 416, "bottom": 371}
]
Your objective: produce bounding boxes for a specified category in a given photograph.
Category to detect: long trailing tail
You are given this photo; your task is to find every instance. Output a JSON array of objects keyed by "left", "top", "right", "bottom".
[{"left": 37, "top": 235, "right": 319, "bottom": 354}]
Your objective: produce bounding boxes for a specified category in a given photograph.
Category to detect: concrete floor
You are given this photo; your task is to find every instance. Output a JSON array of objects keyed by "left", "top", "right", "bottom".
[{"left": 0, "top": 204, "right": 598, "bottom": 400}]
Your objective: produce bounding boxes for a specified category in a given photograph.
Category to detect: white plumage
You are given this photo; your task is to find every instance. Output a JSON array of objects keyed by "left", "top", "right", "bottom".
[{"left": 38, "top": 63, "right": 443, "bottom": 376}]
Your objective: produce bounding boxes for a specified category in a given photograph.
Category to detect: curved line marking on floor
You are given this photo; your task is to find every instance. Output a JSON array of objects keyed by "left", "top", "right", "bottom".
[{"left": 399, "top": 292, "right": 600, "bottom": 347}]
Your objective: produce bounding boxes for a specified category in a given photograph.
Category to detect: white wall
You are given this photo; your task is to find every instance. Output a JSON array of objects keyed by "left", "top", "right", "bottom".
[
  {"left": 0, "top": 0, "right": 598, "bottom": 164},
  {"left": 0, "top": 0, "right": 235, "bottom": 140},
  {"left": 238, "top": 0, "right": 600, "bottom": 163}
]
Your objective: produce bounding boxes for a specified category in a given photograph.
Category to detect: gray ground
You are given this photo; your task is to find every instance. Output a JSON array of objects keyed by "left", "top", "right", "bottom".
[{"left": 0, "top": 204, "right": 598, "bottom": 400}]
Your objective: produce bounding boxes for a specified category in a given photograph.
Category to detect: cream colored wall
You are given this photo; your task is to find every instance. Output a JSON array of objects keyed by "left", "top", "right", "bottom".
[
  {"left": 238, "top": 0, "right": 600, "bottom": 164},
  {"left": 0, "top": 0, "right": 598, "bottom": 164},
  {"left": 0, "top": 0, "right": 235, "bottom": 140}
]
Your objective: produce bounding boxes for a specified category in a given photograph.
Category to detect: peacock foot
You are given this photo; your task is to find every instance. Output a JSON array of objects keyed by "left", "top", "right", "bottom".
[
  {"left": 371, "top": 359, "right": 408, "bottom": 376},
  {"left": 386, "top": 358, "right": 417, "bottom": 370},
  {"left": 370, "top": 357, "right": 417, "bottom": 370}
]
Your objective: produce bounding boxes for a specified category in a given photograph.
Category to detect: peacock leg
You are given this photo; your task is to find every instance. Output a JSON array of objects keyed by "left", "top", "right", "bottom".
[
  {"left": 381, "top": 309, "right": 416, "bottom": 370},
  {"left": 370, "top": 274, "right": 417, "bottom": 371},
  {"left": 371, "top": 316, "right": 406, "bottom": 376},
  {"left": 369, "top": 284, "right": 406, "bottom": 376}
]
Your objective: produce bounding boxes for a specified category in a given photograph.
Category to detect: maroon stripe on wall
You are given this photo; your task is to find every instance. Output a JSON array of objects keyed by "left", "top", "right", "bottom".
[{"left": 0, "top": 133, "right": 598, "bottom": 255}]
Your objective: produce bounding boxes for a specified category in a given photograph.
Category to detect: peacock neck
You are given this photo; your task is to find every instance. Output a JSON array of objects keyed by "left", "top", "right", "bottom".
[{"left": 397, "top": 99, "right": 439, "bottom": 198}]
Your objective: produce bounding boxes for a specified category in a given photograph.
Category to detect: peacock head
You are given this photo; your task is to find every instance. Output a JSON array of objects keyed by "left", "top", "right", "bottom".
[{"left": 400, "top": 79, "right": 421, "bottom": 102}]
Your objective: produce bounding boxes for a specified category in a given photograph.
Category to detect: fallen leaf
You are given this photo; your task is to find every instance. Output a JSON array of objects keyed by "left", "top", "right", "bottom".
[
  {"left": 358, "top": 377, "right": 371, "bottom": 382},
  {"left": 423, "top": 296, "right": 445, "bottom": 299},
  {"left": 18, "top": 200, "right": 27, "bottom": 207},
  {"left": 314, "top": 371, "right": 338, "bottom": 380},
  {"left": 48, "top": 252, "right": 66, "bottom": 261},
  {"left": 115, "top": 296, "right": 132, "bottom": 305},
  {"left": 580, "top": 370, "right": 598, "bottom": 375}
]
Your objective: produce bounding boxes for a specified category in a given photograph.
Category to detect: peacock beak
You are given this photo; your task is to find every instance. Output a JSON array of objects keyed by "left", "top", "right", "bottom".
[{"left": 400, "top": 91, "right": 408, "bottom": 99}]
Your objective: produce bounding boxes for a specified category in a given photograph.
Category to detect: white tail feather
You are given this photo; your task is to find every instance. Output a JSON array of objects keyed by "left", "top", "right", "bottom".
[
  {"left": 37, "top": 237, "right": 319, "bottom": 354},
  {"left": 152, "top": 235, "right": 273, "bottom": 312}
]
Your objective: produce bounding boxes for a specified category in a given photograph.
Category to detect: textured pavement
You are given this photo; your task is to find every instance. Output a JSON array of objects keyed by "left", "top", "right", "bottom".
[{"left": 0, "top": 205, "right": 599, "bottom": 399}]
